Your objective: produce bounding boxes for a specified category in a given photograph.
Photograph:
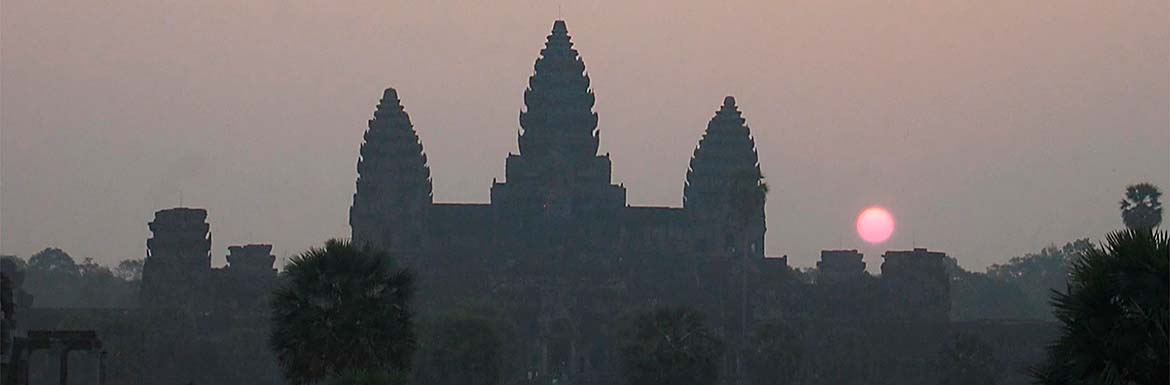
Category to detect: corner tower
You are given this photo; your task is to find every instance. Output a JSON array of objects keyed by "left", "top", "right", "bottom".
[
  {"left": 350, "top": 88, "right": 433, "bottom": 253},
  {"left": 684, "top": 96, "right": 766, "bottom": 257},
  {"left": 141, "top": 207, "right": 212, "bottom": 310},
  {"left": 491, "top": 20, "right": 625, "bottom": 237}
]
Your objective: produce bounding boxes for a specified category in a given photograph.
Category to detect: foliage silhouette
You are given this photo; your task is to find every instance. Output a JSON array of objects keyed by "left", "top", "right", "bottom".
[
  {"left": 1119, "top": 183, "right": 1162, "bottom": 230},
  {"left": 28, "top": 247, "right": 79, "bottom": 276},
  {"left": 1032, "top": 229, "right": 1168, "bottom": 385},
  {"left": 981, "top": 239, "right": 1092, "bottom": 319},
  {"left": 5, "top": 250, "right": 138, "bottom": 308},
  {"left": 618, "top": 307, "right": 724, "bottom": 385},
  {"left": 114, "top": 259, "right": 144, "bottom": 281},
  {"left": 270, "top": 239, "right": 416, "bottom": 385}
]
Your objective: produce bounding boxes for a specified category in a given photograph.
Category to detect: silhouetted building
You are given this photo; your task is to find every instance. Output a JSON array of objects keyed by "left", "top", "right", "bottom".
[
  {"left": 141, "top": 208, "right": 211, "bottom": 310},
  {"left": 882, "top": 248, "right": 951, "bottom": 322},
  {"left": 685, "top": 96, "right": 766, "bottom": 257},
  {"left": 344, "top": 20, "right": 967, "bottom": 385},
  {"left": 20, "top": 19, "right": 1052, "bottom": 385},
  {"left": 351, "top": 21, "right": 765, "bottom": 263},
  {"left": 225, "top": 244, "right": 276, "bottom": 275},
  {"left": 816, "top": 250, "right": 866, "bottom": 285},
  {"left": 138, "top": 208, "right": 280, "bottom": 385}
]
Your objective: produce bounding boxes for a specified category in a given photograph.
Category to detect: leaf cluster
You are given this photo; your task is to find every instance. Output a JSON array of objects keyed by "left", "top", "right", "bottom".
[
  {"left": 1033, "top": 229, "right": 1169, "bottom": 385},
  {"left": 270, "top": 239, "right": 416, "bottom": 385}
]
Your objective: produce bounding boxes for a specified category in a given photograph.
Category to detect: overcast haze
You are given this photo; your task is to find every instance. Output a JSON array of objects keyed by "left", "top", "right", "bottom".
[{"left": 2, "top": 0, "right": 1167, "bottom": 270}]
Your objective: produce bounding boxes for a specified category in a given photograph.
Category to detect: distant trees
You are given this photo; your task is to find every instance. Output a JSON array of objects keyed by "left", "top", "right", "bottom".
[
  {"left": 742, "top": 321, "right": 802, "bottom": 385},
  {"left": 28, "top": 247, "right": 79, "bottom": 275},
  {"left": 939, "top": 334, "right": 999, "bottom": 385},
  {"left": 114, "top": 259, "right": 144, "bottom": 281},
  {"left": 1119, "top": 183, "right": 1162, "bottom": 230},
  {"left": 1033, "top": 229, "right": 1169, "bottom": 385},
  {"left": 269, "top": 239, "right": 416, "bottom": 385},
  {"left": 947, "top": 266, "right": 1033, "bottom": 320},
  {"left": 987, "top": 239, "right": 1092, "bottom": 318},
  {"left": 946, "top": 239, "right": 1093, "bottom": 320},
  {"left": 618, "top": 307, "right": 724, "bottom": 385},
  {"left": 413, "top": 316, "right": 502, "bottom": 385},
  {"left": 5, "top": 248, "right": 139, "bottom": 308}
]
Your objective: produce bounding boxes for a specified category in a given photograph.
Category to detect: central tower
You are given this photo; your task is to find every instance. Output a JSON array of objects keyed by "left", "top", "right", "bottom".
[{"left": 491, "top": 20, "right": 625, "bottom": 243}]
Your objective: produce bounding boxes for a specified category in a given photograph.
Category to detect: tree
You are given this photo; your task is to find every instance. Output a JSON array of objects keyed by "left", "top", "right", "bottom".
[
  {"left": 15, "top": 250, "right": 138, "bottom": 308},
  {"left": 27, "top": 248, "right": 78, "bottom": 276},
  {"left": 728, "top": 169, "right": 769, "bottom": 257},
  {"left": 939, "top": 334, "right": 999, "bottom": 385},
  {"left": 77, "top": 257, "right": 112, "bottom": 277},
  {"left": 269, "top": 239, "right": 417, "bottom": 385},
  {"left": 986, "top": 239, "right": 1092, "bottom": 318},
  {"left": 1033, "top": 229, "right": 1169, "bottom": 385},
  {"left": 413, "top": 316, "right": 502, "bottom": 385},
  {"left": 1119, "top": 183, "right": 1162, "bottom": 230},
  {"left": 742, "top": 321, "right": 802, "bottom": 385},
  {"left": 618, "top": 307, "right": 724, "bottom": 385},
  {"left": 729, "top": 169, "right": 768, "bottom": 381},
  {"left": 0, "top": 255, "right": 27, "bottom": 273},
  {"left": 114, "top": 259, "right": 144, "bottom": 281}
]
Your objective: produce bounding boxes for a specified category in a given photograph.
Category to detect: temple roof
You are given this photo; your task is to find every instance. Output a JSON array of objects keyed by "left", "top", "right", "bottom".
[
  {"left": 683, "top": 96, "right": 763, "bottom": 210},
  {"left": 517, "top": 20, "right": 600, "bottom": 161},
  {"left": 352, "top": 87, "right": 433, "bottom": 214}
]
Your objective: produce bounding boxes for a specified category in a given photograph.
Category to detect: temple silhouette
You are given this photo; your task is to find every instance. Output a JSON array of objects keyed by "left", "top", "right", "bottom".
[
  {"left": 351, "top": 20, "right": 764, "bottom": 262},
  {"left": 0, "top": 19, "right": 1057, "bottom": 385},
  {"left": 342, "top": 20, "right": 1040, "bottom": 385}
]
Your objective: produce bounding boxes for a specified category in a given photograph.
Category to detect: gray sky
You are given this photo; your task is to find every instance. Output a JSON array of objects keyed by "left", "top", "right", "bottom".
[{"left": 2, "top": 0, "right": 1167, "bottom": 271}]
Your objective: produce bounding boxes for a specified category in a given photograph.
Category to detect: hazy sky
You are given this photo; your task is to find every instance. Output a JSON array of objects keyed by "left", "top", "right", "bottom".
[{"left": 2, "top": 0, "right": 1167, "bottom": 271}]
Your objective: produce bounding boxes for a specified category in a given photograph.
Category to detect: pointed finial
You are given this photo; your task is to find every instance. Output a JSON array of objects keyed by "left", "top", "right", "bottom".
[
  {"left": 382, "top": 88, "right": 399, "bottom": 101},
  {"left": 553, "top": 20, "right": 568, "bottom": 35},
  {"left": 723, "top": 96, "right": 737, "bottom": 108}
]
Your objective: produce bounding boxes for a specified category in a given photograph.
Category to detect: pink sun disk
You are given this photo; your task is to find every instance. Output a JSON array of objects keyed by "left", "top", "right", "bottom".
[{"left": 856, "top": 207, "right": 895, "bottom": 244}]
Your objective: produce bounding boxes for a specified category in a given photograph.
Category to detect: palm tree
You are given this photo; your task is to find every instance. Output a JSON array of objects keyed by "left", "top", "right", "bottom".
[
  {"left": 1032, "top": 229, "right": 1169, "bottom": 385},
  {"left": 269, "top": 239, "right": 416, "bottom": 385},
  {"left": 729, "top": 169, "right": 769, "bottom": 251},
  {"left": 729, "top": 169, "right": 768, "bottom": 383},
  {"left": 618, "top": 307, "right": 725, "bottom": 385},
  {"left": 1119, "top": 183, "right": 1162, "bottom": 230}
]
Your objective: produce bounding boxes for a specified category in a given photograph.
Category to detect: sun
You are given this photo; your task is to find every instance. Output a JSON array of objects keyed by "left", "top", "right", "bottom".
[{"left": 856, "top": 206, "right": 895, "bottom": 244}]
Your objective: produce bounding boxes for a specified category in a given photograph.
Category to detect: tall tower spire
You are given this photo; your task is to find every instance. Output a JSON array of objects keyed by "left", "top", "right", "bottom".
[
  {"left": 684, "top": 96, "right": 766, "bottom": 255},
  {"left": 491, "top": 20, "right": 625, "bottom": 234},
  {"left": 518, "top": 19, "right": 599, "bottom": 162},
  {"left": 350, "top": 88, "right": 432, "bottom": 251}
]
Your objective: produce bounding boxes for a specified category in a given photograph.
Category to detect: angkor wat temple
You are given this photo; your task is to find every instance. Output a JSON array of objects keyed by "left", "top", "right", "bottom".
[
  {"left": 346, "top": 20, "right": 1053, "bottom": 385},
  {"left": 2, "top": 19, "right": 1056, "bottom": 385}
]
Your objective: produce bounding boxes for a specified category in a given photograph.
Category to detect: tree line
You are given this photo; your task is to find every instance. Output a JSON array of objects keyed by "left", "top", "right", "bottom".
[{"left": 0, "top": 248, "right": 140, "bottom": 308}]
